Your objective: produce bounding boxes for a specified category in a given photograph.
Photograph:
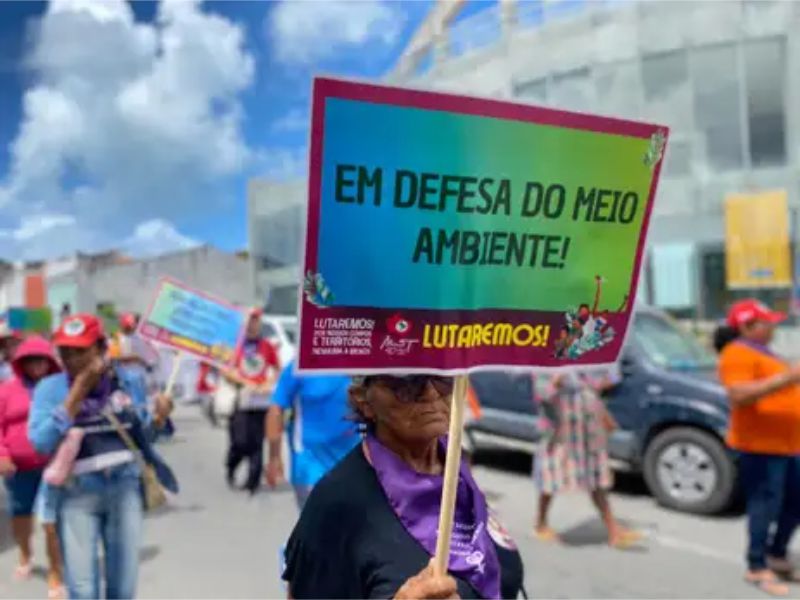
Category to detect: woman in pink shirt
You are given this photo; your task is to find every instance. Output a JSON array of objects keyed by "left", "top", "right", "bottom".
[{"left": 0, "top": 336, "right": 64, "bottom": 597}]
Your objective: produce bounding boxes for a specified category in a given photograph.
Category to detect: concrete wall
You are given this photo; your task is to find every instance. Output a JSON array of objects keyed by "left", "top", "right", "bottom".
[
  {"left": 87, "top": 246, "right": 253, "bottom": 314},
  {"left": 1, "top": 247, "right": 252, "bottom": 320}
]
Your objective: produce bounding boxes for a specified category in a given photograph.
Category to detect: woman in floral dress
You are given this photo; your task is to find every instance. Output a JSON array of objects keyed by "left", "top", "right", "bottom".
[{"left": 533, "top": 369, "right": 641, "bottom": 548}]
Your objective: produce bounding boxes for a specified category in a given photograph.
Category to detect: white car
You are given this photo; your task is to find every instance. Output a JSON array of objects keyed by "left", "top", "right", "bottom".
[{"left": 261, "top": 314, "right": 297, "bottom": 368}]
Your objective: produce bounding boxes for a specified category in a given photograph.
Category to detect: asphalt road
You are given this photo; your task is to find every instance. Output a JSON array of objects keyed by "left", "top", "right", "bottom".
[{"left": 1, "top": 406, "right": 797, "bottom": 599}]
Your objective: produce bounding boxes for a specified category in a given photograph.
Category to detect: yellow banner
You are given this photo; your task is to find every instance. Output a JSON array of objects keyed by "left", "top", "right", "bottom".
[{"left": 725, "top": 190, "right": 792, "bottom": 289}]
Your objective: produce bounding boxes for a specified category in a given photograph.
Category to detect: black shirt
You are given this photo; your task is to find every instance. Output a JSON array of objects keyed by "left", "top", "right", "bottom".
[{"left": 284, "top": 446, "right": 524, "bottom": 599}]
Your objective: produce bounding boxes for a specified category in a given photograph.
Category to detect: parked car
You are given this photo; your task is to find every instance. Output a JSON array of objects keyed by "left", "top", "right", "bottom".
[
  {"left": 261, "top": 314, "right": 298, "bottom": 367},
  {"left": 466, "top": 307, "right": 734, "bottom": 515}
]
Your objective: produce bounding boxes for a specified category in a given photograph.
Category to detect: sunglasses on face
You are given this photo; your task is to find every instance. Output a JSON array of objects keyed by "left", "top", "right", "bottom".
[{"left": 365, "top": 375, "right": 455, "bottom": 402}]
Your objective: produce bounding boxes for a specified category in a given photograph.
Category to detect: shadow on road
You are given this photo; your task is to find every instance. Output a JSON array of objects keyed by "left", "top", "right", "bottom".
[
  {"left": 147, "top": 502, "right": 206, "bottom": 521},
  {"left": 0, "top": 508, "right": 13, "bottom": 556},
  {"left": 28, "top": 565, "right": 49, "bottom": 582},
  {"left": 559, "top": 516, "right": 649, "bottom": 553},
  {"left": 140, "top": 545, "right": 161, "bottom": 564},
  {"left": 264, "top": 482, "right": 295, "bottom": 496},
  {"left": 474, "top": 449, "right": 653, "bottom": 499},
  {"left": 471, "top": 447, "right": 746, "bottom": 520}
]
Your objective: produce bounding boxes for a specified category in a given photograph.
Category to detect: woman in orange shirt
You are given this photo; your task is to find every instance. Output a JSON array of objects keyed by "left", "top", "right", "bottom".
[{"left": 716, "top": 299, "right": 800, "bottom": 597}]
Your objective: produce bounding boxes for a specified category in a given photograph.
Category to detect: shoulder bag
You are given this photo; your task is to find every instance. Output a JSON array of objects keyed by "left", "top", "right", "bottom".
[{"left": 104, "top": 408, "right": 167, "bottom": 511}]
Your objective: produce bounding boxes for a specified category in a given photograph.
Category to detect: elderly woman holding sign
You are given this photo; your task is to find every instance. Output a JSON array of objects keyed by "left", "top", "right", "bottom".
[{"left": 282, "top": 375, "right": 524, "bottom": 599}]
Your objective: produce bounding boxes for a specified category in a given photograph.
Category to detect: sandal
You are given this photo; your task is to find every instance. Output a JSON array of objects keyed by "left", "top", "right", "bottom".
[
  {"left": 768, "top": 558, "right": 800, "bottom": 582},
  {"left": 745, "top": 570, "right": 790, "bottom": 597},
  {"left": 47, "top": 585, "right": 66, "bottom": 600},
  {"left": 532, "top": 527, "right": 561, "bottom": 543},
  {"left": 609, "top": 529, "right": 644, "bottom": 550},
  {"left": 13, "top": 561, "right": 33, "bottom": 581}
]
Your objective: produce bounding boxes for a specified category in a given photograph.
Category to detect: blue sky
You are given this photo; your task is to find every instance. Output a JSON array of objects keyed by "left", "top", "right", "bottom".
[{"left": 0, "top": 0, "right": 498, "bottom": 260}]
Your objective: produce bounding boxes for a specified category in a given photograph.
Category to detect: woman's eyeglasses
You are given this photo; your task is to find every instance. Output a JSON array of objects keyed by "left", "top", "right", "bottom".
[{"left": 365, "top": 375, "right": 455, "bottom": 402}]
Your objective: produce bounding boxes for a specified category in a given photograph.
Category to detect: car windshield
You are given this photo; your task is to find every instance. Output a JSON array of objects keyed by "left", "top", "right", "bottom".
[
  {"left": 633, "top": 312, "right": 717, "bottom": 370},
  {"left": 261, "top": 322, "right": 278, "bottom": 339},
  {"left": 282, "top": 322, "right": 297, "bottom": 345}
]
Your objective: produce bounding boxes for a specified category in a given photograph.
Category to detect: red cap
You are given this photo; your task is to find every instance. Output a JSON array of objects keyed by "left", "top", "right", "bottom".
[
  {"left": 119, "top": 313, "right": 137, "bottom": 330},
  {"left": 726, "top": 299, "right": 786, "bottom": 329},
  {"left": 53, "top": 314, "right": 105, "bottom": 348},
  {"left": 248, "top": 306, "right": 264, "bottom": 319}
]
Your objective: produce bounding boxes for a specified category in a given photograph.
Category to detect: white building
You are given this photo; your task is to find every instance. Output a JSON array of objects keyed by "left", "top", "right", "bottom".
[
  {"left": 248, "top": 179, "right": 306, "bottom": 314},
  {"left": 248, "top": 0, "right": 800, "bottom": 319},
  {"left": 388, "top": 0, "right": 800, "bottom": 319}
]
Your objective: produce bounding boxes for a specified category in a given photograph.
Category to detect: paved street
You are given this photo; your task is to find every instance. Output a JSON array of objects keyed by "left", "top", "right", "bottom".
[{"left": 1, "top": 406, "right": 797, "bottom": 599}]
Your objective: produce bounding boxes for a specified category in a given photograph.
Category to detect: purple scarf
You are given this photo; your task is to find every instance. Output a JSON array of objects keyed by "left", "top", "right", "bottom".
[
  {"left": 73, "top": 375, "right": 113, "bottom": 423},
  {"left": 735, "top": 339, "right": 781, "bottom": 360},
  {"left": 366, "top": 435, "right": 501, "bottom": 599}
]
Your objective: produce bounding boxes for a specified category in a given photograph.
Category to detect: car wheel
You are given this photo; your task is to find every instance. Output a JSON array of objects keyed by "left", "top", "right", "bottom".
[{"left": 643, "top": 427, "right": 735, "bottom": 515}]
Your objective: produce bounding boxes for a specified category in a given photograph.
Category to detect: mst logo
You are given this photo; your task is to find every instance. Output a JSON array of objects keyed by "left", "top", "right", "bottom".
[
  {"left": 381, "top": 314, "right": 419, "bottom": 356},
  {"left": 386, "top": 313, "right": 413, "bottom": 336},
  {"left": 241, "top": 353, "right": 266, "bottom": 377}
]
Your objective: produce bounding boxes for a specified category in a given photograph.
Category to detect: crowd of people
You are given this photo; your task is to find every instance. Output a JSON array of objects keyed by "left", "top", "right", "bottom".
[
  {"left": 0, "top": 304, "right": 366, "bottom": 599},
  {"left": 3, "top": 295, "right": 800, "bottom": 599},
  {"left": 0, "top": 312, "right": 174, "bottom": 599}
]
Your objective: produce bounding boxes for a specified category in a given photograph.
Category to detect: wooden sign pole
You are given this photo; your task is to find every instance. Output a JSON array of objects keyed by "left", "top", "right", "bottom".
[
  {"left": 164, "top": 351, "right": 184, "bottom": 397},
  {"left": 433, "top": 373, "right": 469, "bottom": 576}
]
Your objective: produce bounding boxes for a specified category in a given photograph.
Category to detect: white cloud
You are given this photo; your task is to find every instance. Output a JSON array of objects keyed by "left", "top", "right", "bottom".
[
  {"left": 271, "top": 107, "right": 308, "bottom": 133},
  {"left": 0, "top": 0, "right": 255, "bottom": 259},
  {"left": 0, "top": 216, "right": 99, "bottom": 261},
  {"left": 0, "top": 213, "right": 77, "bottom": 242},
  {"left": 270, "top": 0, "right": 404, "bottom": 64},
  {"left": 122, "top": 218, "right": 200, "bottom": 257},
  {"left": 256, "top": 146, "right": 307, "bottom": 181},
  {"left": 0, "top": 215, "right": 199, "bottom": 261}
]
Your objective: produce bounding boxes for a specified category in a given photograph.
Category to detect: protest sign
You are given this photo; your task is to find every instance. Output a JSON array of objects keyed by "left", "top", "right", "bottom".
[
  {"left": 138, "top": 278, "right": 245, "bottom": 370},
  {"left": 298, "top": 78, "right": 668, "bottom": 374},
  {"left": 7, "top": 307, "right": 52, "bottom": 334}
]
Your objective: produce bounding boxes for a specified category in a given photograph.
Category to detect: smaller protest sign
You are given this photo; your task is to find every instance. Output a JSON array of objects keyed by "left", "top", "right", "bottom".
[
  {"left": 7, "top": 307, "right": 52, "bottom": 334},
  {"left": 138, "top": 278, "right": 246, "bottom": 370}
]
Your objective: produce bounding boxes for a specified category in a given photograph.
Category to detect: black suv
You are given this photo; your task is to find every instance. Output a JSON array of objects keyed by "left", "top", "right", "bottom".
[{"left": 466, "top": 307, "right": 734, "bottom": 515}]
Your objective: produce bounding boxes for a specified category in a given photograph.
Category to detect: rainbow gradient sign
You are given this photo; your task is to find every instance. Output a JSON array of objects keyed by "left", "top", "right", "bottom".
[{"left": 298, "top": 78, "right": 668, "bottom": 374}]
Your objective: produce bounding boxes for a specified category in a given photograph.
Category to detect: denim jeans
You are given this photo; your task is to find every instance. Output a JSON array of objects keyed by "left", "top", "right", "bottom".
[
  {"left": 58, "top": 462, "right": 143, "bottom": 599},
  {"left": 739, "top": 453, "right": 800, "bottom": 571}
]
